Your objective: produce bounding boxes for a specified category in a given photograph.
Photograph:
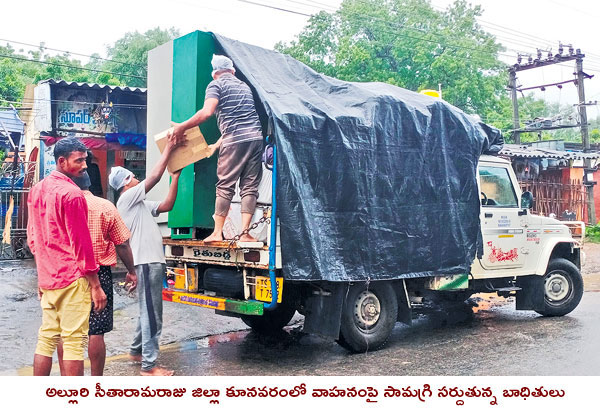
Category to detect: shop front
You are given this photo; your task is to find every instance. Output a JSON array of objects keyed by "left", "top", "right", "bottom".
[{"left": 33, "top": 80, "right": 147, "bottom": 200}]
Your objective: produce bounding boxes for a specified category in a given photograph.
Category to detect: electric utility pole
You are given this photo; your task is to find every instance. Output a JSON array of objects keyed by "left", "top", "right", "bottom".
[
  {"left": 509, "top": 45, "right": 596, "bottom": 225},
  {"left": 509, "top": 69, "right": 521, "bottom": 144},
  {"left": 576, "top": 51, "right": 597, "bottom": 224}
]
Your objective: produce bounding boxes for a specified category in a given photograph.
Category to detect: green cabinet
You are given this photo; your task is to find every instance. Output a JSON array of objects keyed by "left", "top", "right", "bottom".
[{"left": 169, "top": 31, "right": 221, "bottom": 238}]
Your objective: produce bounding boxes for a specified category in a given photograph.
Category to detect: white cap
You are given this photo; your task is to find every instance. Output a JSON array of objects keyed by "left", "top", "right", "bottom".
[
  {"left": 108, "top": 166, "right": 133, "bottom": 190},
  {"left": 211, "top": 55, "right": 234, "bottom": 77}
]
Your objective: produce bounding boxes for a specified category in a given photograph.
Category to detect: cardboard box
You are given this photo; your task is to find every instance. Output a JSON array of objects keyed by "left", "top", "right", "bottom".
[{"left": 154, "top": 126, "right": 211, "bottom": 172}]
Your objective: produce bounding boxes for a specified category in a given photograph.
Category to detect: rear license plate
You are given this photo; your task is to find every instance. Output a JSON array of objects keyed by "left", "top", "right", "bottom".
[{"left": 255, "top": 276, "right": 283, "bottom": 303}]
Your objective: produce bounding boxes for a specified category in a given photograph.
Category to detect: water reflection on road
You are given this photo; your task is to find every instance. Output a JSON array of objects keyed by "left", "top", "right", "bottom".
[
  {"left": 104, "top": 292, "right": 600, "bottom": 376},
  {"left": 3, "top": 258, "right": 599, "bottom": 376}
]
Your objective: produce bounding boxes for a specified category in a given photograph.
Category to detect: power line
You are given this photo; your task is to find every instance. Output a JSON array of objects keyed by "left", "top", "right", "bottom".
[
  {"left": 0, "top": 96, "right": 146, "bottom": 109},
  {"left": 271, "top": 0, "right": 600, "bottom": 66},
  {"left": 263, "top": 2, "right": 508, "bottom": 63},
  {"left": 443, "top": 5, "right": 600, "bottom": 61},
  {"left": 0, "top": 37, "right": 147, "bottom": 70},
  {"left": 237, "top": 0, "right": 600, "bottom": 70},
  {"left": 0, "top": 53, "right": 146, "bottom": 80},
  {"left": 276, "top": 0, "right": 331, "bottom": 13},
  {"left": 547, "top": 0, "right": 600, "bottom": 20},
  {"left": 262, "top": 0, "right": 555, "bottom": 67},
  {"left": 235, "top": 0, "right": 312, "bottom": 16}
]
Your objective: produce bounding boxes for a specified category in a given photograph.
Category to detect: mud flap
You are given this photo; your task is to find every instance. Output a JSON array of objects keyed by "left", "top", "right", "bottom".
[
  {"left": 516, "top": 276, "right": 545, "bottom": 312},
  {"left": 395, "top": 280, "right": 412, "bottom": 325},
  {"left": 302, "top": 282, "right": 348, "bottom": 339}
]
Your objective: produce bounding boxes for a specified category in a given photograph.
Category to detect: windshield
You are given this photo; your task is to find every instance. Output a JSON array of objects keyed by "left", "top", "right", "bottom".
[{"left": 479, "top": 165, "right": 518, "bottom": 207}]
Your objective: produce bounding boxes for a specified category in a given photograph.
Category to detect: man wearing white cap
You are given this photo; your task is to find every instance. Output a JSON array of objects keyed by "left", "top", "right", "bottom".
[
  {"left": 169, "top": 54, "right": 263, "bottom": 243},
  {"left": 108, "top": 135, "right": 181, "bottom": 376}
]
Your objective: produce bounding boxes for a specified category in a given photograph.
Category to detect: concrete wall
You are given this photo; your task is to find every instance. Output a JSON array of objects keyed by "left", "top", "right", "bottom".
[{"left": 147, "top": 40, "right": 174, "bottom": 234}]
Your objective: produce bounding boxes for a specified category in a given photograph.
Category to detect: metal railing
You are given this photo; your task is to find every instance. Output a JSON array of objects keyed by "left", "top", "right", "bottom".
[
  {"left": 0, "top": 161, "right": 36, "bottom": 260},
  {"left": 0, "top": 190, "right": 32, "bottom": 259},
  {"left": 562, "top": 221, "right": 586, "bottom": 246}
]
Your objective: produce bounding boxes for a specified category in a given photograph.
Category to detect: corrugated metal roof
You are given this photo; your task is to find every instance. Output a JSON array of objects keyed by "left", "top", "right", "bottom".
[
  {"left": 499, "top": 143, "right": 600, "bottom": 160},
  {"left": 39, "top": 79, "right": 146, "bottom": 93},
  {"left": 0, "top": 109, "right": 24, "bottom": 134}
]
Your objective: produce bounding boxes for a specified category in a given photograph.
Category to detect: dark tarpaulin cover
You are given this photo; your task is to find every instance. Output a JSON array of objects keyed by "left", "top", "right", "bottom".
[{"left": 214, "top": 33, "right": 503, "bottom": 282}]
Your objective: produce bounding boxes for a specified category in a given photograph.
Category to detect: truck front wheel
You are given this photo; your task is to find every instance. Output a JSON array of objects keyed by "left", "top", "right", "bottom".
[
  {"left": 241, "top": 301, "right": 296, "bottom": 334},
  {"left": 536, "top": 258, "right": 583, "bottom": 317},
  {"left": 337, "top": 282, "right": 398, "bottom": 352}
]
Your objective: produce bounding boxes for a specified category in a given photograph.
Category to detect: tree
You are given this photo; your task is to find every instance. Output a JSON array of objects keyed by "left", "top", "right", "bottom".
[
  {"left": 0, "top": 43, "right": 93, "bottom": 105},
  {"left": 102, "top": 27, "right": 180, "bottom": 87},
  {"left": 276, "top": 0, "right": 506, "bottom": 115},
  {"left": 0, "top": 44, "right": 42, "bottom": 103},
  {"left": 483, "top": 94, "right": 586, "bottom": 143},
  {"left": 0, "top": 27, "right": 179, "bottom": 105}
]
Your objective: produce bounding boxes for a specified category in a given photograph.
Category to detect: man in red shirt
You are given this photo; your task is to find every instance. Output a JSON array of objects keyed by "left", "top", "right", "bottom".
[
  {"left": 27, "top": 138, "right": 107, "bottom": 376},
  {"left": 58, "top": 171, "right": 137, "bottom": 376}
]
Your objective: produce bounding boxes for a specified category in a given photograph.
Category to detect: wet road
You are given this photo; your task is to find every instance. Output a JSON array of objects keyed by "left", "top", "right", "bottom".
[
  {"left": 2, "top": 242, "right": 600, "bottom": 376},
  {"left": 101, "top": 291, "right": 600, "bottom": 376},
  {"left": 0, "top": 260, "right": 248, "bottom": 375}
]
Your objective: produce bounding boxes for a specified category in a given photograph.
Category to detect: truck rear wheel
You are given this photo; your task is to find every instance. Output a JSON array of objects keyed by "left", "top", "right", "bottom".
[
  {"left": 241, "top": 301, "right": 296, "bottom": 334},
  {"left": 337, "top": 282, "right": 398, "bottom": 352},
  {"left": 536, "top": 258, "right": 583, "bottom": 317}
]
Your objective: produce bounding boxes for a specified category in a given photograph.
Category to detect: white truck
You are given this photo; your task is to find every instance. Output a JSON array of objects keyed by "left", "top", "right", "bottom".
[{"left": 162, "top": 154, "right": 584, "bottom": 353}]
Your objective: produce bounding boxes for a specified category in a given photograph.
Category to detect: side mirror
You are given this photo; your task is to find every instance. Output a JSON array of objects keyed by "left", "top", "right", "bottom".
[{"left": 521, "top": 191, "right": 534, "bottom": 209}]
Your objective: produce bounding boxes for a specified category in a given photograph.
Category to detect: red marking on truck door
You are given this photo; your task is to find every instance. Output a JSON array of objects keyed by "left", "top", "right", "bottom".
[{"left": 487, "top": 241, "right": 518, "bottom": 263}]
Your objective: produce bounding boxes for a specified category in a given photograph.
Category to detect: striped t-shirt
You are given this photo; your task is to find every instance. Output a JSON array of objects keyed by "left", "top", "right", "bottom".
[{"left": 205, "top": 73, "right": 263, "bottom": 147}]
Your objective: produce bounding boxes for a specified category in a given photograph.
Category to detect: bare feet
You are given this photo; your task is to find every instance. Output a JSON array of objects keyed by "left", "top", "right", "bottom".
[
  {"left": 239, "top": 233, "right": 258, "bottom": 242},
  {"left": 140, "top": 366, "right": 174, "bottom": 376},
  {"left": 203, "top": 232, "right": 223, "bottom": 243},
  {"left": 128, "top": 354, "right": 142, "bottom": 363}
]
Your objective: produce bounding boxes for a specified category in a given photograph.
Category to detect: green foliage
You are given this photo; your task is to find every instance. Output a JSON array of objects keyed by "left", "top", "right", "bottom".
[
  {"left": 276, "top": 0, "right": 506, "bottom": 115},
  {"left": 0, "top": 44, "right": 43, "bottom": 103},
  {"left": 586, "top": 223, "right": 600, "bottom": 243},
  {"left": 275, "top": 0, "right": 600, "bottom": 140},
  {"left": 482, "top": 95, "right": 582, "bottom": 143},
  {"left": 0, "top": 27, "right": 179, "bottom": 104},
  {"left": 103, "top": 27, "right": 180, "bottom": 87},
  {"left": 0, "top": 148, "right": 5, "bottom": 162}
]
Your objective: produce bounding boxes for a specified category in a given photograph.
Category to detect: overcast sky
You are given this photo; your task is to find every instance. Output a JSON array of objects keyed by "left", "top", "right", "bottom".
[{"left": 3, "top": 0, "right": 600, "bottom": 118}]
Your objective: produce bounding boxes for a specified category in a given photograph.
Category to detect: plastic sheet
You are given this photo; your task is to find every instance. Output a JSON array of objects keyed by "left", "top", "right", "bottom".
[{"left": 214, "top": 34, "right": 503, "bottom": 281}]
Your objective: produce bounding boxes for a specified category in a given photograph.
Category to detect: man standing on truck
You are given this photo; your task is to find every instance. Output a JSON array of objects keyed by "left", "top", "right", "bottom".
[
  {"left": 27, "top": 137, "right": 107, "bottom": 376},
  {"left": 108, "top": 134, "right": 181, "bottom": 376},
  {"left": 56, "top": 171, "right": 137, "bottom": 376},
  {"left": 169, "top": 54, "right": 263, "bottom": 243}
]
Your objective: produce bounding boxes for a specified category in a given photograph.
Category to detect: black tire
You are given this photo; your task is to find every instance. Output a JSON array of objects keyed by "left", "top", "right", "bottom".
[
  {"left": 241, "top": 301, "right": 296, "bottom": 334},
  {"left": 536, "top": 258, "right": 583, "bottom": 317},
  {"left": 337, "top": 282, "right": 398, "bottom": 353}
]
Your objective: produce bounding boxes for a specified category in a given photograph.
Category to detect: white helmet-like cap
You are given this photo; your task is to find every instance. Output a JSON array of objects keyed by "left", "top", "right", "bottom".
[
  {"left": 211, "top": 55, "right": 234, "bottom": 77},
  {"left": 108, "top": 166, "right": 133, "bottom": 190}
]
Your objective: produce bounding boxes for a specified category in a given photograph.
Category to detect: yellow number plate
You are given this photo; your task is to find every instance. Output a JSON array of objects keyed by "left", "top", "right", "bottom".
[{"left": 255, "top": 276, "right": 283, "bottom": 303}]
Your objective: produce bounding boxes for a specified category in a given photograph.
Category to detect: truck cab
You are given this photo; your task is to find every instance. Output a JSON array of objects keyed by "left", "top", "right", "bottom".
[{"left": 467, "top": 155, "right": 584, "bottom": 316}]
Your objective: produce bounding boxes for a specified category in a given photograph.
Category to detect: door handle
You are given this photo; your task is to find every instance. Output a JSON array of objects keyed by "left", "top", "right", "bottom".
[{"left": 485, "top": 213, "right": 493, "bottom": 218}]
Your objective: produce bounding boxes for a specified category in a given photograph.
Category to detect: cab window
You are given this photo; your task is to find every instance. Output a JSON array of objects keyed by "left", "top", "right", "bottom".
[{"left": 479, "top": 166, "right": 518, "bottom": 207}]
